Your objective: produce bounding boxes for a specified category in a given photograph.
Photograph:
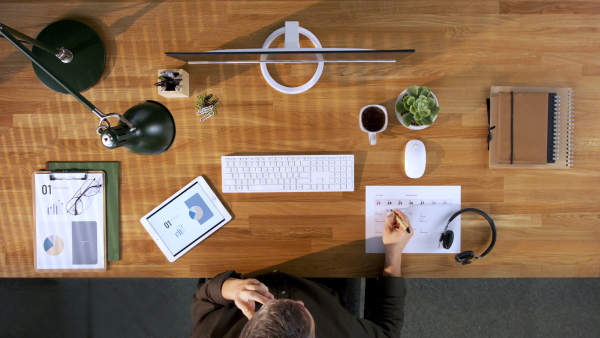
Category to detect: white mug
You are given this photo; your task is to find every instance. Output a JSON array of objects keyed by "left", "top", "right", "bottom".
[{"left": 359, "top": 105, "right": 388, "bottom": 145}]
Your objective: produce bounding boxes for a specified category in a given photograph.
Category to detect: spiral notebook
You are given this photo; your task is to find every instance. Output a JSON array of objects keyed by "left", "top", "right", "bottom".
[{"left": 489, "top": 86, "right": 574, "bottom": 169}]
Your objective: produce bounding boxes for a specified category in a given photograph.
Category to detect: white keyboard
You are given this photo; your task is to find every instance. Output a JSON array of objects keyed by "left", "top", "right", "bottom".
[{"left": 222, "top": 155, "right": 354, "bottom": 193}]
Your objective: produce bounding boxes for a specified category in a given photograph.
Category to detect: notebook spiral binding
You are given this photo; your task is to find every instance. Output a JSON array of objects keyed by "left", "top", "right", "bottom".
[
  {"left": 553, "top": 95, "right": 560, "bottom": 161},
  {"left": 565, "top": 90, "right": 575, "bottom": 167}
]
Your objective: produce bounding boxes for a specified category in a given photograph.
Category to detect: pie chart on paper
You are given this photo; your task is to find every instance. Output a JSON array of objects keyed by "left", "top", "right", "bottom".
[{"left": 43, "top": 235, "right": 65, "bottom": 256}]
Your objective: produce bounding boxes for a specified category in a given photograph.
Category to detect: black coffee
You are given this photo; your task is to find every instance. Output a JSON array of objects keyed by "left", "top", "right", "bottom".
[{"left": 361, "top": 106, "right": 386, "bottom": 132}]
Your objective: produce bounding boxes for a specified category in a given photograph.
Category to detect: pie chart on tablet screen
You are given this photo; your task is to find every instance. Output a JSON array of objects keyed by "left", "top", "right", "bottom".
[{"left": 189, "top": 206, "right": 204, "bottom": 221}]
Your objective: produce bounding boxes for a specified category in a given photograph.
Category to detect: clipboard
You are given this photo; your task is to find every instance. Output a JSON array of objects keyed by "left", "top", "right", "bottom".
[
  {"left": 33, "top": 171, "right": 107, "bottom": 272},
  {"left": 47, "top": 161, "right": 120, "bottom": 261}
]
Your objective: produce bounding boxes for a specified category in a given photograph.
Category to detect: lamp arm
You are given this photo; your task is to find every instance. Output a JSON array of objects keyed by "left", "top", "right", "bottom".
[
  {"left": 0, "top": 23, "right": 57, "bottom": 54},
  {"left": 0, "top": 23, "right": 73, "bottom": 62},
  {"left": 91, "top": 109, "right": 137, "bottom": 134},
  {"left": 0, "top": 24, "right": 135, "bottom": 133}
]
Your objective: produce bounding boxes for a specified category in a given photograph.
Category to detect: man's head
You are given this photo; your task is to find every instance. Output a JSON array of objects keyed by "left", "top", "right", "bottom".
[{"left": 240, "top": 299, "right": 315, "bottom": 338}]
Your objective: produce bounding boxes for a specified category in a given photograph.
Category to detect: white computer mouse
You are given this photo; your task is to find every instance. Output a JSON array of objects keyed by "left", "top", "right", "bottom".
[{"left": 405, "top": 140, "right": 426, "bottom": 178}]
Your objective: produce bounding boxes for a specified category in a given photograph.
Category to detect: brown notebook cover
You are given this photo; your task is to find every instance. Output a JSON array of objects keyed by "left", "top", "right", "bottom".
[{"left": 496, "top": 92, "right": 549, "bottom": 164}]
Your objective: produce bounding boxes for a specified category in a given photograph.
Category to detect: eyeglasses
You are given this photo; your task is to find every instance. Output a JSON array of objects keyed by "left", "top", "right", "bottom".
[{"left": 66, "top": 179, "right": 102, "bottom": 215}]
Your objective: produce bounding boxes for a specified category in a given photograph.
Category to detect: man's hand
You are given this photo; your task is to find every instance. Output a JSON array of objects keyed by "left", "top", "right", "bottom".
[
  {"left": 383, "top": 210, "right": 414, "bottom": 252},
  {"left": 221, "top": 278, "right": 274, "bottom": 319},
  {"left": 382, "top": 210, "right": 414, "bottom": 277}
]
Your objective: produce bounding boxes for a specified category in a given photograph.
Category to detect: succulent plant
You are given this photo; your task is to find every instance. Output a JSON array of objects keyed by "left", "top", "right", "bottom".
[
  {"left": 154, "top": 71, "right": 182, "bottom": 91},
  {"left": 195, "top": 92, "right": 220, "bottom": 112},
  {"left": 396, "top": 86, "right": 440, "bottom": 127}
]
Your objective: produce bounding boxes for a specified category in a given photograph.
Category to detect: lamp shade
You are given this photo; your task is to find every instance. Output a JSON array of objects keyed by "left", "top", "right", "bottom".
[{"left": 100, "top": 101, "right": 176, "bottom": 155}]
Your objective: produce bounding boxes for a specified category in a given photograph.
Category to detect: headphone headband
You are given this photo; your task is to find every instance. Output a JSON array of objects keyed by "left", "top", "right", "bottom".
[{"left": 444, "top": 208, "right": 497, "bottom": 264}]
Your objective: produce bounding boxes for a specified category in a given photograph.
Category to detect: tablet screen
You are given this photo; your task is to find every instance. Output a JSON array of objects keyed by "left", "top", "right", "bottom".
[{"left": 145, "top": 182, "right": 226, "bottom": 256}]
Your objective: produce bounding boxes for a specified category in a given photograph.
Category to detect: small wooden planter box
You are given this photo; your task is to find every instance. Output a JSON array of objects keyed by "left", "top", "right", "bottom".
[{"left": 157, "top": 69, "right": 189, "bottom": 98}]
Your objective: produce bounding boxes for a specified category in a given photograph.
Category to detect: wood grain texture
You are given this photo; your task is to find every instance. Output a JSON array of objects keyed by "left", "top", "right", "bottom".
[{"left": 1, "top": 0, "right": 599, "bottom": 277}]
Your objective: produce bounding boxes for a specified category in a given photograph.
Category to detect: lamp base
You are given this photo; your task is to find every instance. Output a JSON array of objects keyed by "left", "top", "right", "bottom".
[{"left": 32, "top": 20, "right": 105, "bottom": 93}]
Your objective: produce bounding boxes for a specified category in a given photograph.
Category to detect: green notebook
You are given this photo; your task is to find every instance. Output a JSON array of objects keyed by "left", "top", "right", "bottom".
[{"left": 47, "top": 161, "right": 120, "bottom": 261}]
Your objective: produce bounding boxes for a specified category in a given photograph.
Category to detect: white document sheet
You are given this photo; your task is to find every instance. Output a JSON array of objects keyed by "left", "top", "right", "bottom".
[
  {"left": 365, "top": 186, "right": 461, "bottom": 253},
  {"left": 34, "top": 171, "right": 106, "bottom": 271}
]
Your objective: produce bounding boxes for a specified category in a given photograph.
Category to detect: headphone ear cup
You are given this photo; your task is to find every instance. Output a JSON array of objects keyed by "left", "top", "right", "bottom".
[
  {"left": 455, "top": 250, "right": 475, "bottom": 263},
  {"left": 441, "top": 230, "right": 454, "bottom": 249}
]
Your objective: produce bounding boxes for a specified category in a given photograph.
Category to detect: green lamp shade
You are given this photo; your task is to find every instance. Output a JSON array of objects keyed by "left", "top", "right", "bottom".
[{"left": 101, "top": 101, "right": 176, "bottom": 155}]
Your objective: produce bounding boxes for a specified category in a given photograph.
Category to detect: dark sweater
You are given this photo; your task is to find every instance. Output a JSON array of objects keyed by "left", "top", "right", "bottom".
[{"left": 190, "top": 270, "right": 406, "bottom": 337}]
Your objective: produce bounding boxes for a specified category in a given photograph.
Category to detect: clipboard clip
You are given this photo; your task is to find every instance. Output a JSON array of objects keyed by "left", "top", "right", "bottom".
[{"left": 49, "top": 170, "right": 88, "bottom": 180}]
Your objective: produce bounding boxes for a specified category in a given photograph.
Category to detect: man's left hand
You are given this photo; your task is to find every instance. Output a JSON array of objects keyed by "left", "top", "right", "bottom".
[{"left": 221, "top": 278, "right": 274, "bottom": 319}]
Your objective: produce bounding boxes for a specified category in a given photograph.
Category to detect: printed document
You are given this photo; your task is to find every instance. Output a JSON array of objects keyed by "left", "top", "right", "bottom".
[{"left": 365, "top": 186, "right": 461, "bottom": 253}]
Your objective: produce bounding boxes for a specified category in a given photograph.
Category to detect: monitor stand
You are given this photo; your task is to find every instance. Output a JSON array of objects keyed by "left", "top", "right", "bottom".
[{"left": 260, "top": 21, "right": 324, "bottom": 94}]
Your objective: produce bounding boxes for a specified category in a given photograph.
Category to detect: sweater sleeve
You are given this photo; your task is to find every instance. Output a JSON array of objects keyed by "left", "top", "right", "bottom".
[
  {"left": 190, "top": 271, "right": 242, "bottom": 335},
  {"left": 363, "top": 276, "right": 406, "bottom": 337}
]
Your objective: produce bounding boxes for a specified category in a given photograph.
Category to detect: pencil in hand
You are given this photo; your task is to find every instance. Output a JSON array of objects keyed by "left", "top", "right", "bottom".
[{"left": 394, "top": 213, "right": 411, "bottom": 233}]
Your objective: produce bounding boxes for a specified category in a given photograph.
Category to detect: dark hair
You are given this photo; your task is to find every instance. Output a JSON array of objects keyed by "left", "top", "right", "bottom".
[{"left": 240, "top": 299, "right": 314, "bottom": 338}]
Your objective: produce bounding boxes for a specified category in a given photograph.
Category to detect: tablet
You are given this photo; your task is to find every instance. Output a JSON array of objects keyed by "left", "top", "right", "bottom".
[{"left": 140, "top": 176, "right": 232, "bottom": 262}]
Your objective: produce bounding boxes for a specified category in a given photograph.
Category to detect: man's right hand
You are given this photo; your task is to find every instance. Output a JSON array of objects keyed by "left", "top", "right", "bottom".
[
  {"left": 221, "top": 278, "right": 274, "bottom": 319},
  {"left": 382, "top": 210, "right": 414, "bottom": 277},
  {"left": 383, "top": 210, "right": 414, "bottom": 252}
]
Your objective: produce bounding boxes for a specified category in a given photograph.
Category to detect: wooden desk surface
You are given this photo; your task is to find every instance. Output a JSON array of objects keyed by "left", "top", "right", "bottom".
[{"left": 1, "top": 1, "right": 599, "bottom": 278}]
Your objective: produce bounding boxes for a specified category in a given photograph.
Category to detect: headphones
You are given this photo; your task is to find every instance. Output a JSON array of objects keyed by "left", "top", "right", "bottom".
[{"left": 439, "top": 208, "right": 497, "bottom": 265}]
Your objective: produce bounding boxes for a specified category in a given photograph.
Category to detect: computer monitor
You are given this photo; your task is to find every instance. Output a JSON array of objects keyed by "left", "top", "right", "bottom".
[
  {"left": 165, "top": 22, "right": 415, "bottom": 94},
  {"left": 165, "top": 48, "right": 415, "bottom": 64}
]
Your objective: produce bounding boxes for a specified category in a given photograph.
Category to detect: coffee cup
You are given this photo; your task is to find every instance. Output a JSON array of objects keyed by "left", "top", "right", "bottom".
[{"left": 359, "top": 105, "right": 388, "bottom": 145}]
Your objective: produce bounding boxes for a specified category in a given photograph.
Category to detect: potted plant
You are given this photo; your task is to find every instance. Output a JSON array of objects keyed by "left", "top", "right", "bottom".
[{"left": 395, "top": 86, "right": 440, "bottom": 130}]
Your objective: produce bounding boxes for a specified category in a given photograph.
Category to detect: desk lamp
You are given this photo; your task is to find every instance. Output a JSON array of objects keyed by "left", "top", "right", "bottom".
[{"left": 0, "top": 22, "right": 176, "bottom": 155}]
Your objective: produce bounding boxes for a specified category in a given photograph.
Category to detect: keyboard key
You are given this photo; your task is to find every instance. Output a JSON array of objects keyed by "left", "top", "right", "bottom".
[{"left": 249, "top": 185, "right": 285, "bottom": 191}]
